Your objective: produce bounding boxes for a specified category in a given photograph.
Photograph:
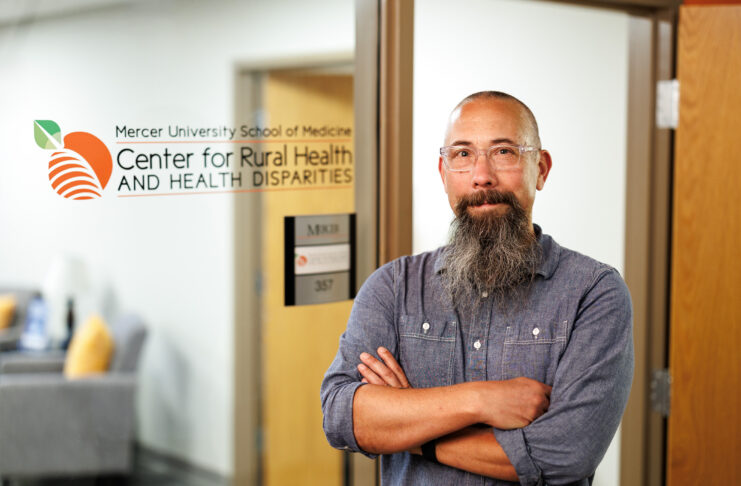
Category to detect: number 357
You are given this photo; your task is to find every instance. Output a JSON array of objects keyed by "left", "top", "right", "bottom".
[{"left": 314, "top": 279, "right": 334, "bottom": 292}]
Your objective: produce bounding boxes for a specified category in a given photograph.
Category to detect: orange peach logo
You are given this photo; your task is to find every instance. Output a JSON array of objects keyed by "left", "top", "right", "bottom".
[{"left": 34, "top": 120, "right": 112, "bottom": 200}]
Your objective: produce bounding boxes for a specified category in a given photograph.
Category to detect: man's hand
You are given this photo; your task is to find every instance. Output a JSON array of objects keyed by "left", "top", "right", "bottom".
[
  {"left": 358, "top": 347, "right": 411, "bottom": 388},
  {"left": 477, "top": 377, "right": 552, "bottom": 429},
  {"left": 357, "top": 347, "right": 551, "bottom": 430}
]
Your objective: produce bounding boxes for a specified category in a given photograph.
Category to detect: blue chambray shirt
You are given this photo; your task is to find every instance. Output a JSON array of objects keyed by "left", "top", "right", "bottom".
[{"left": 321, "top": 226, "right": 634, "bottom": 486}]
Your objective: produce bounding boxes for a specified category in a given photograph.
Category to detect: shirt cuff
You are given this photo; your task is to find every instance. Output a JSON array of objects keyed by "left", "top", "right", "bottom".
[
  {"left": 327, "top": 381, "right": 378, "bottom": 459},
  {"left": 493, "top": 428, "right": 542, "bottom": 486}
]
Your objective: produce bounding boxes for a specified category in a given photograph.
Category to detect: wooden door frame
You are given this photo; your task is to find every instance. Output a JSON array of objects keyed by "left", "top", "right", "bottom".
[
  {"left": 232, "top": 53, "right": 356, "bottom": 486},
  {"left": 373, "top": 1, "right": 679, "bottom": 485},
  {"left": 622, "top": 7, "right": 676, "bottom": 486}
]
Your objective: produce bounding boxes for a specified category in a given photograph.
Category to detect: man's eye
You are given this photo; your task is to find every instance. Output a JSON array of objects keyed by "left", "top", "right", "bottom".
[
  {"left": 496, "top": 147, "right": 515, "bottom": 155},
  {"left": 457, "top": 149, "right": 472, "bottom": 158}
]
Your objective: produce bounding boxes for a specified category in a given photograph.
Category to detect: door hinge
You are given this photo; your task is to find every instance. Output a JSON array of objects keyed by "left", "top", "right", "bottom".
[
  {"left": 656, "top": 79, "right": 679, "bottom": 129},
  {"left": 650, "top": 368, "right": 672, "bottom": 417}
]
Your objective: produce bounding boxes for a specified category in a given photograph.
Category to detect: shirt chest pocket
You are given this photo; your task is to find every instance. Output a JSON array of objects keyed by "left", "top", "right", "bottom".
[
  {"left": 501, "top": 319, "right": 568, "bottom": 386},
  {"left": 398, "top": 314, "right": 456, "bottom": 389}
]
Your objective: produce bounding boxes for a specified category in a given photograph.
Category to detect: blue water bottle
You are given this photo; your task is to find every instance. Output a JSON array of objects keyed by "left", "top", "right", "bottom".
[{"left": 19, "top": 293, "right": 50, "bottom": 351}]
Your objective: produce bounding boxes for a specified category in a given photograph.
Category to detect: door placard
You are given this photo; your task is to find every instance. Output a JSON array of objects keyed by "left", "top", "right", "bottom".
[{"left": 284, "top": 213, "right": 356, "bottom": 306}]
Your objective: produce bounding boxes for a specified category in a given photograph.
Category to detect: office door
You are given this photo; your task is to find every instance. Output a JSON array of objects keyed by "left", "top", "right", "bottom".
[
  {"left": 261, "top": 70, "right": 355, "bottom": 486},
  {"left": 666, "top": 5, "right": 741, "bottom": 485}
]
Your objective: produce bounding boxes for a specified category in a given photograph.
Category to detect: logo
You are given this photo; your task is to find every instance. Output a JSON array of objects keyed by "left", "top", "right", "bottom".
[
  {"left": 296, "top": 254, "right": 308, "bottom": 267},
  {"left": 34, "top": 120, "right": 112, "bottom": 200}
]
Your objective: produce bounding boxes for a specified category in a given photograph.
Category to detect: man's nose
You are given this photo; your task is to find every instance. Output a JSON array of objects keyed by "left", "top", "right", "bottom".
[{"left": 471, "top": 152, "right": 498, "bottom": 188}]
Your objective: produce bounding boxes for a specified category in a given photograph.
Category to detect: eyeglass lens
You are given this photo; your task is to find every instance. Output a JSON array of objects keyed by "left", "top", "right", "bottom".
[{"left": 444, "top": 145, "right": 521, "bottom": 171}]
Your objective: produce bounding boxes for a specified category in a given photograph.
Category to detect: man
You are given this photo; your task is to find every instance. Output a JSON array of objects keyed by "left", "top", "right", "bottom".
[{"left": 320, "top": 91, "right": 633, "bottom": 485}]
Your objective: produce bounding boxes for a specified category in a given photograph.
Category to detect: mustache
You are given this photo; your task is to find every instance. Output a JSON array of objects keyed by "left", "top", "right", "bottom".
[{"left": 454, "top": 190, "right": 521, "bottom": 215}]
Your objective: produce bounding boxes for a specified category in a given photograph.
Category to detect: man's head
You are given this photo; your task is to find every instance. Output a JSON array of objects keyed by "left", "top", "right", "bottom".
[
  {"left": 439, "top": 91, "right": 551, "bottom": 224},
  {"left": 439, "top": 92, "right": 552, "bottom": 309}
]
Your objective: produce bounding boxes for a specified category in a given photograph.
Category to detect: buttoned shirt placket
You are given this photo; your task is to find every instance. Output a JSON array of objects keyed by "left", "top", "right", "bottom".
[{"left": 461, "top": 291, "right": 491, "bottom": 383}]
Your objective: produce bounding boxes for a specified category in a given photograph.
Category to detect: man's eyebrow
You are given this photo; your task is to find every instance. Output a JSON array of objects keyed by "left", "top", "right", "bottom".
[{"left": 449, "top": 138, "right": 517, "bottom": 146}]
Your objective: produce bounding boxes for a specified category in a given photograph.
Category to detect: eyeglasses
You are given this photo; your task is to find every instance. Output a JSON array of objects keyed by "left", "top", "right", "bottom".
[{"left": 439, "top": 144, "right": 540, "bottom": 172}]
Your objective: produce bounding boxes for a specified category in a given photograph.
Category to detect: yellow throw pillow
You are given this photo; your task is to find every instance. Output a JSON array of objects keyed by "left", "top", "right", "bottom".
[
  {"left": 64, "top": 314, "right": 115, "bottom": 378},
  {"left": 0, "top": 294, "right": 16, "bottom": 330}
]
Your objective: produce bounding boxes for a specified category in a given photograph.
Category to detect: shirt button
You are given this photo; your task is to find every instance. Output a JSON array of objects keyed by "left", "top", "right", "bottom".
[
  {"left": 481, "top": 291, "right": 488, "bottom": 298},
  {"left": 422, "top": 322, "right": 430, "bottom": 332},
  {"left": 473, "top": 340, "right": 481, "bottom": 350},
  {"left": 532, "top": 327, "right": 540, "bottom": 336}
]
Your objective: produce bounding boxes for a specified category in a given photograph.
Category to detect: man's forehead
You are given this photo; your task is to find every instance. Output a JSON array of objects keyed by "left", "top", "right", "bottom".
[{"left": 445, "top": 99, "right": 530, "bottom": 144}]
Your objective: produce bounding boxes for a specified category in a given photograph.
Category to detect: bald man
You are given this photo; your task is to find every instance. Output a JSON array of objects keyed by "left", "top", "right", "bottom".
[{"left": 321, "top": 91, "right": 633, "bottom": 485}]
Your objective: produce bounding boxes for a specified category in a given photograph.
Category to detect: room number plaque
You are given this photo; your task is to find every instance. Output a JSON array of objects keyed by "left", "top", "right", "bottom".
[{"left": 284, "top": 213, "right": 356, "bottom": 306}]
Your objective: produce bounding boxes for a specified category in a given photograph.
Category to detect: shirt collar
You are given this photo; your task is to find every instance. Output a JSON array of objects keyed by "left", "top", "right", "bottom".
[
  {"left": 434, "top": 223, "right": 561, "bottom": 280},
  {"left": 534, "top": 224, "right": 560, "bottom": 279}
]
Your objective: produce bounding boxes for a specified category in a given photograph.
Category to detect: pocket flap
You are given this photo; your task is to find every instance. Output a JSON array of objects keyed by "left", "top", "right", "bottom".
[
  {"left": 504, "top": 319, "right": 568, "bottom": 345},
  {"left": 399, "top": 314, "right": 455, "bottom": 341}
]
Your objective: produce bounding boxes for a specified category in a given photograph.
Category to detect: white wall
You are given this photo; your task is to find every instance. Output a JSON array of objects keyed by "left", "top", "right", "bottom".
[
  {"left": 0, "top": 0, "right": 354, "bottom": 476},
  {"left": 413, "top": 1, "right": 628, "bottom": 485}
]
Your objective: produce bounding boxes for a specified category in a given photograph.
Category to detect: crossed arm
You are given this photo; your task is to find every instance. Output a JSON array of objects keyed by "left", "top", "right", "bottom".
[{"left": 352, "top": 347, "right": 551, "bottom": 481}]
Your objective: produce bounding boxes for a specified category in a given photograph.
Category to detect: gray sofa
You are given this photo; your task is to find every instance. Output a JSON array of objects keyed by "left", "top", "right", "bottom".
[{"left": 0, "top": 314, "right": 147, "bottom": 480}]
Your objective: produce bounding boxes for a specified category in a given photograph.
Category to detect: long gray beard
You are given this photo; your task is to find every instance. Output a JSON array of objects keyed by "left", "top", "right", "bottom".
[{"left": 441, "top": 190, "right": 541, "bottom": 313}]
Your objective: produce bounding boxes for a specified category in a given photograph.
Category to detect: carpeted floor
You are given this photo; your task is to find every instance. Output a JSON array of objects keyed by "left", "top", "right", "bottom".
[{"left": 1, "top": 447, "right": 228, "bottom": 486}]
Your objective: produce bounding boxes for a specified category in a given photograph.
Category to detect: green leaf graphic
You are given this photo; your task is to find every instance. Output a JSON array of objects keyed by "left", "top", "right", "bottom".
[{"left": 34, "top": 120, "right": 62, "bottom": 150}]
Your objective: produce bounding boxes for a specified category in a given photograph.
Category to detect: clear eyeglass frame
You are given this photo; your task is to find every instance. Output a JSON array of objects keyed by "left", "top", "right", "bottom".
[{"left": 439, "top": 144, "right": 541, "bottom": 172}]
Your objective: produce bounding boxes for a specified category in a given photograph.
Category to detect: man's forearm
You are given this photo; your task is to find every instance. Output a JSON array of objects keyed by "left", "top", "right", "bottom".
[
  {"left": 435, "top": 426, "right": 518, "bottom": 481},
  {"left": 352, "top": 349, "right": 551, "bottom": 456},
  {"left": 353, "top": 385, "right": 518, "bottom": 481},
  {"left": 352, "top": 382, "right": 481, "bottom": 454}
]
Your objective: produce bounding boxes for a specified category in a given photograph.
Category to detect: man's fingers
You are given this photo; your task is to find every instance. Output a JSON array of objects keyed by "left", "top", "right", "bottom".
[
  {"left": 357, "top": 348, "right": 413, "bottom": 389},
  {"left": 359, "top": 352, "right": 403, "bottom": 387},
  {"left": 378, "top": 347, "right": 411, "bottom": 388},
  {"left": 357, "top": 363, "right": 386, "bottom": 386}
]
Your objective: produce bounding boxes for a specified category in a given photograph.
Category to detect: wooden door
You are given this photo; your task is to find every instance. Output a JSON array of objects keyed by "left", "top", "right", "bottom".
[
  {"left": 666, "top": 5, "right": 741, "bottom": 485},
  {"left": 261, "top": 70, "right": 355, "bottom": 486}
]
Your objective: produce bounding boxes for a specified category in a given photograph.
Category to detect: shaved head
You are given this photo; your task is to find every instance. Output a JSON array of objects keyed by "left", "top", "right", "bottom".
[{"left": 445, "top": 91, "right": 541, "bottom": 148}]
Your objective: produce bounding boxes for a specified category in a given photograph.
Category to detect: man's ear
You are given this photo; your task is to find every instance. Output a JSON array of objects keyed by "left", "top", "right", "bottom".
[
  {"left": 439, "top": 157, "right": 449, "bottom": 193},
  {"left": 536, "top": 150, "right": 552, "bottom": 191}
]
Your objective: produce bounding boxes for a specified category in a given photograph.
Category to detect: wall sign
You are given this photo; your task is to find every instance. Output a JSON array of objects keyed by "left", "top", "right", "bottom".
[
  {"left": 284, "top": 214, "right": 356, "bottom": 306},
  {"left": 34, "top": 120, "right": 354, "bottom": 200}
]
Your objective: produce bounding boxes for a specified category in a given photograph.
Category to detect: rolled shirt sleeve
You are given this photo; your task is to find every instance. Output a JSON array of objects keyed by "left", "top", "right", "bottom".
[
  {"left": 494, "top": 267, "right": 634, "bottom": 485},
  {"left": 320, "top": 262, "right": 398, "bottom": 457}
]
